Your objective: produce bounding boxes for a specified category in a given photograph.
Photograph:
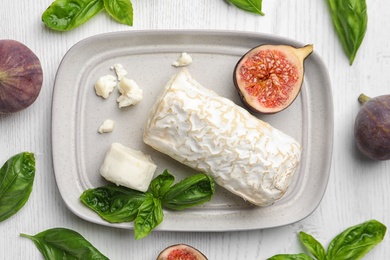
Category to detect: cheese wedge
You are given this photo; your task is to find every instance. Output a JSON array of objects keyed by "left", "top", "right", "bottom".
[
  {"left": 143, "top": 69, "right": 301, "bottom": 206},
  {"left": 100, "top": 143, "right": 156, "bottom": 192}
]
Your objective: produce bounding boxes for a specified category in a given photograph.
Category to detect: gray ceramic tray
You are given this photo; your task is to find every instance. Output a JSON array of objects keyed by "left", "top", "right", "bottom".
[{"left": 51, "top": 30, "right": 333, "bottom": 231}]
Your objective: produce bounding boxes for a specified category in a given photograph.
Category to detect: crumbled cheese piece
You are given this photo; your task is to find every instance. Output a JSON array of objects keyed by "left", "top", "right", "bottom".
[
  {"left": 98, "top": 119, "right": 115, "bottom": 134},
  {"left": 100, "top": 143, "right": 157, "bottom": 192},
  {"left": 116, "top": 77, "right": 143, "bottom": 108},
  {"left": 172, "top": 52, "right": 193, "bottom": 67},
  {"left": 111, "top": 63, "right": 128, "bottom": 81},
  {"left": 94, "top": 75, "right": 117, "bottom": 99}
]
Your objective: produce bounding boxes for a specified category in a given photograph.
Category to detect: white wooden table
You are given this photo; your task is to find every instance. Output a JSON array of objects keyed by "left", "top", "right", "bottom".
[{"left": 1, "top": 0, "right": 389, "bottom": 259}]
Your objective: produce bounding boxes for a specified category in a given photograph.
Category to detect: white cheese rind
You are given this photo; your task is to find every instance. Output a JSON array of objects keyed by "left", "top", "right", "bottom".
[
  {"left": 100, "top": 143, "right": 157, "bottom": 192},
  {"left": 143, "top": 69, "right": 301, "bottom": 206}
]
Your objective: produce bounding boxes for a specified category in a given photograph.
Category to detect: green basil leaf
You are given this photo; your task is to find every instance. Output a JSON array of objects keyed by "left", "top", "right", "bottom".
[
  {"left": 327, "top": 0, "right": 367, "bottom": 64},
  {"left": 80, "top": 171, "right": 214, "bottom": 240},
  {"left": 134, "top": 194, "right": 163, "bottom": 240},
  {"left": 326, "top": 219, "right": 386, "bottom": 260},
  {"left": 80, "top": 185, "right": 146, "bottom": 223},
  {"left": 42, "top": 0, "right": 105, "bottom": 31},
  {"left": 149, "top": 169, "right": 174, "bottom": 198},
  {"left": 162, "top": 173, "right": 215, "bottom": 210},
  {"left": 21, "top": 228, "right": 108, "bottom": 260},
  {"left": 267, "top": 253, "right": 314, "bottom": 260},
  {"left": 103, "top": 0, "right": 133, "bottom": 26},
  {"left": 0, "top": 152, "right": 35, "bottom": 222},
  {"left": 226, "top": 0, "right": 264, "bottom": 16},
  {"left": 299, "top": 232, "right": 327, "bottom": 260}
]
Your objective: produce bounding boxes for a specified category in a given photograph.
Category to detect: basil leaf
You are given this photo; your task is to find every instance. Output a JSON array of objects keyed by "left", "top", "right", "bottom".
[
  {"left": 162, "top": 173, "right": 215, "bottom": 210},
  {"left": 0, "top": 152, "right": 35, "bottom": 222},
  {"left": 80, "top": 171, "right": 215, "bottom": 239},
  {"left": 103, "top": 0, "right": 133, "bottom": 26},
  {"left": 226, "top": 0, "right": 264, "bottom": 16},
  {"left": 326, "top": 219, "right": 386, "bottom": 260},
  {"left": 21, "top": 228, "right": 108, "bottom": 259},
  {"left": 134, "top": 194, "right": 164, "bottom": 240},
  {"left": 327, "top": 0, "right": 367, "bottom": 64},
  {"left": 149, "top": 169, "right": 174, "bottom": 198},
  {"left": 299, "top": 232, "right": 327, "bottom": 260},
  {"left": 267, "top": 253, "right": 314, "bottom": 260},
  {"left": 42, "top": 0, "right": 105, "bottom": 31},
  {"left": 80, "top": 185, "right": 146, "bottom": 223}
]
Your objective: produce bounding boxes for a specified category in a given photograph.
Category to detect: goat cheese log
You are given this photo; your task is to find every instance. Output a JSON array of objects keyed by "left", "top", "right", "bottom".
[{"left": 143, "top": 69, "right": 301, "bottom": 206}]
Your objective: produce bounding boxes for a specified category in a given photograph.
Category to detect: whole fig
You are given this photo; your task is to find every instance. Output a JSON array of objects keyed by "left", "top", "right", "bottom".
[
  {"left": 354, "top": 94, "right": 390, "bottom": 160},
  {"left": 0, "top": 40, "right": 43, "bottom": 114}
]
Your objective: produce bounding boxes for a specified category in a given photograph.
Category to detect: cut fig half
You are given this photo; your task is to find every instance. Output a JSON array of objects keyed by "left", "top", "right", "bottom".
[
  {"left": 157, "top": 244, "right": 208, "bottom": 260},
  {"left": 234, "top": 44, "right": 313, "bottom": 114},
  {"left": 0, "top": 39, "right": 43, "bottom": 114}
]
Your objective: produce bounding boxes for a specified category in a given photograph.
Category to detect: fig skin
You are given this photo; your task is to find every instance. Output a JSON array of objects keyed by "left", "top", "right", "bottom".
[
  {"left": 157, "top": 244, "right": 208, "bottom": 260},
  {"left": 0, "top": 39, "right": 43, "bottom": 114},
  {"left": 354, "top": 94, "right": 390, "bottom": 160},
  {"left": 233, "top": 44, "right": 313, "bottom": 114}
]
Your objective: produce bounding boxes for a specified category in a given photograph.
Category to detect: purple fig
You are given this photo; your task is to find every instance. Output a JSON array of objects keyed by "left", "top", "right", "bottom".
[
  {"left": 354, "top": 94, "right": 390, "bottom": 160},
  {"left": 0, "top": 39, "right": 43, "bottom": 114}
]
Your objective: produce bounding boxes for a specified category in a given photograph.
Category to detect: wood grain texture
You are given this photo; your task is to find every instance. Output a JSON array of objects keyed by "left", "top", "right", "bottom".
[{"left": 1, "top": 0, "right": 389, "bottom": 259}]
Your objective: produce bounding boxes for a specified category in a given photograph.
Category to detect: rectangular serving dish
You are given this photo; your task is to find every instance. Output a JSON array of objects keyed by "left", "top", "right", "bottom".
[{"left": 51, "top": 30, "right": 333, "bottom": 231}]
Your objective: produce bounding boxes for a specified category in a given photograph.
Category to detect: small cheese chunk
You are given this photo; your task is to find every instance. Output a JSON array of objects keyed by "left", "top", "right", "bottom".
[
  {"left": 116, "top": 77, "right": 143, "bottom": 108},
  {"left": 172, "top": 52, "right": 193, "bottom": 67},
  {"left": 98, "top": 119, "right": 115, "bottom": 134},
  {"left": 111, "top": 63, "right": 128, "bottom": 81},
  {"left": 95, "top": 75, "right": 117, "bottom": 99},
  {"left": 100, "top": 143, "right": 157, "bottom": 192}
]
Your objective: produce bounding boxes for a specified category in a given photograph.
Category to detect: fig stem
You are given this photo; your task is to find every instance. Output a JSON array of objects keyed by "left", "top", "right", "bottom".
[
  {"left": 358, "top": 93, "right": 371, "bottom": 105},
  {"left": 296, "top": 44, "right": 314, "bottom": 60}
]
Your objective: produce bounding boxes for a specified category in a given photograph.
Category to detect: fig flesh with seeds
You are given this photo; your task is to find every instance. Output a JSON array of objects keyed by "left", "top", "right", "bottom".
[
  {"left": 234, "top": 44, "right": 313, "bottom": 114},
  {"left": 157, "top": 244, "right": 207, "bottom": 260},
  {"left": 0, "top": 39, "right": 43, "bottom": 114},
  {"left": 354, "top": 94, "right": 390, "bottom": 160}
]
